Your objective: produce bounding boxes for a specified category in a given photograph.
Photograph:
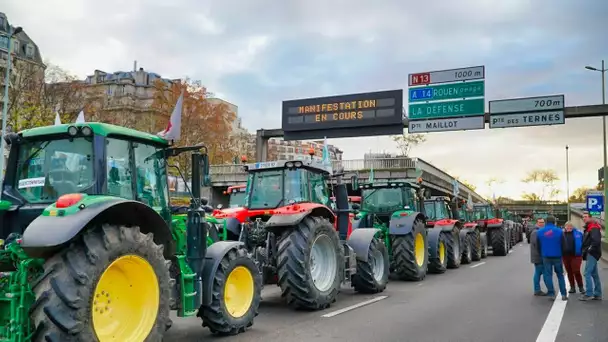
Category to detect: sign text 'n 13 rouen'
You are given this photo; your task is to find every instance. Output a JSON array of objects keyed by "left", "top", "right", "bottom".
[{"left": 281, "top": 89, "right": 404, "bottom": 140}]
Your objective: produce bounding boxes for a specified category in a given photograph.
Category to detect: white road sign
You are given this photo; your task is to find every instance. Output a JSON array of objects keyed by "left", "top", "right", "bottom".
[
  {"left": 408, "top": 116, "right": 485, "bottom": 133},
  {"left": 489, "top": 95, "right": 564, "bottom": 114},
  {"left": 489, "top": 110, "right": 565, "bottom": 129},
  {"left": 408, "top": 66, "right": 485, "bottom": 86}
]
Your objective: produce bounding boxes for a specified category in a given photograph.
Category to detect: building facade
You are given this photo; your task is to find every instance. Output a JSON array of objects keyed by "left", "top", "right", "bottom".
[{"left": 268, "top": 138, "right": 343, "bottom": 162}]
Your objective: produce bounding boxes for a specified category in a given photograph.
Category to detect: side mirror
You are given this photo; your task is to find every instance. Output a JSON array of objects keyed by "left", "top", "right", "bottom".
[
  {"left": 216, "top": 204, "right": 223, "bottom": 210},
  {"left": 351, "top": 203, "right": 361, "bottom": 211}
]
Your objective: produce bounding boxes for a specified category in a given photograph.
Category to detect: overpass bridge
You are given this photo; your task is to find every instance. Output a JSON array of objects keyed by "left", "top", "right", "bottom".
[{"left": 209, "top": 157, "right": 488, "bottom": 206}]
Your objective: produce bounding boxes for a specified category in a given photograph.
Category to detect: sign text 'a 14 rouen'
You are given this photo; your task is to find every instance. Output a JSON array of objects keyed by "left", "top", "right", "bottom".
[
  {"left": 407, "top": 66, "right": 486, "bottom": 133},
  {"left": 489, "top": 94, "right": 565, "bottom": 129},
  {"left": 281, "top": 90, "right": 403, "bottom": 140}
]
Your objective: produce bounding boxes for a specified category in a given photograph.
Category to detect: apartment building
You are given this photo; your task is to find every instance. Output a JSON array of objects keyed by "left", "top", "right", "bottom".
[{"left": 269, "top": 138, "right": 343, "bottom": 161}]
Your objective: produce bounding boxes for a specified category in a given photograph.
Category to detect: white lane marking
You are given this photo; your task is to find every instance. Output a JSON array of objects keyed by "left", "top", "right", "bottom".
[
  {"left": 470, "top": 262, "right": 486, "bottom": 268},
  {"left": 536, "top": 295, "right": 568, "bottom": 342},
  {"left": 321, "top": 296, "right": 388, "bottom": 318},
  {"left": 509, "top": 250, "right": 513, "bottom": 254},
  {"left": 417, "top": 283, "right": 423, "bottom": 286}
]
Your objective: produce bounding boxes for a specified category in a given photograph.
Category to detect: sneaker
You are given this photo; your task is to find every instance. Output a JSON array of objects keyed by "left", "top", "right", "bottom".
[
  {"left": 534, "top": 291, "right": 548, "bottom": 296},
  {"left": 562, "top": 295, "right": 568, "bottom": 301},
  {"left": 569, "top": 288, "right": 576, "bottom": 294},
  {"left": 548, "top": 294, "right": 556, "bottom": 300},
  {"left": 579, "top": 295, "right": 593, "bottom": 301},
  {"left": 579, "top": 287, "right": 585, "bottom": 294},
  {"left": 592, "top": 296, "right": 602, "bottom": 301}
]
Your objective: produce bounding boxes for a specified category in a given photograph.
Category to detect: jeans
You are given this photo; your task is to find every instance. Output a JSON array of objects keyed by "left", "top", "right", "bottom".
[
  {"left": 543, "top": 257, "right": 567, "bottom": 296},
  {"left": 584, "top": 255, "right": 603, "bottom": 297},
  {"left": 533, "top": 263, "right": 545, "bottom": 292}
]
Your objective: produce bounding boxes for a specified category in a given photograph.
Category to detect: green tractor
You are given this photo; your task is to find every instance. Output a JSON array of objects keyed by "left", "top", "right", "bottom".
[
  {"left": 0, "top": 123, "right": 262, "bottom": 341},
  {"left": 351, "top": 180, "right": 441, "bottom": 282}
]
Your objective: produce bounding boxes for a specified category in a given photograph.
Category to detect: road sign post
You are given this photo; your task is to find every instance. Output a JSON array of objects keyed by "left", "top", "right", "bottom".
[
  {"left": 489, "top": 95, "right": 565, "bottom": 129},
  {"left": 407, "top": 66, "right": 485, "bottom": 133},
  {"left": 586, "top": 190, "right": 604, "bottom": 218}
]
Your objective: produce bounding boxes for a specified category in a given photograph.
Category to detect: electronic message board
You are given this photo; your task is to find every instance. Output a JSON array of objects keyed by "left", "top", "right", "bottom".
[{"left": 281, "top": 89, "right": 404, "bottom": 140}]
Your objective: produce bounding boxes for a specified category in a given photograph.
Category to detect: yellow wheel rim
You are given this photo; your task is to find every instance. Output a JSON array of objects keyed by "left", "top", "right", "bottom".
[
  {"left": 439, "top": 242, "right": 446, "bottom": 264},
  {"left": 414, "top": 233, "right": 425, "bottom": 267},
  {"left": 224, "top": 266, "right": 255, "bottom": 318},
  {"left": 92, "top": 255, "right": 159, "bottom": 342}
]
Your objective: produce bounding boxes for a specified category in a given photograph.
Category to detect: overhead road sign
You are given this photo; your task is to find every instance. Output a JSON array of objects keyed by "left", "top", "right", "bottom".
[
  {"left": 408, "top": 116, "right": 485, "bottom": 133},
  {"left": 489, "top": 94, "right": 565, "bottom": 129},
  {"left": 409, "top": 98, "right": 485, "bottom": 120},
  {"left": 282, "top": 89, "right": 404, "bottom": 140},
  {"left": 409, "top": 66, "right": 485, "bottom": 86},
  {"left": 409, "top": 81, "right": 485, "bottom": 102}
]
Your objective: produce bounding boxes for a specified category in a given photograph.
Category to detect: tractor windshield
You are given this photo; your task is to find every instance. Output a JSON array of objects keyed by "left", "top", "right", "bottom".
[
  {"left": 472, "top": 206, "right": 495, "bottom": 220},
  {"left": 361, "top": 187, "right": 414, "bottom": 213},
  {"left": 15, "top": 137, "right": 94, "bottom": 203},
  {"left": 247, "top": 168, "right": 308, "bottom": 209},
  {"left": 424, "top": 201, "right": 449, "bottom": 220},
  {"left": 229, "top": 191, "right": 246, "bottom": 208}
]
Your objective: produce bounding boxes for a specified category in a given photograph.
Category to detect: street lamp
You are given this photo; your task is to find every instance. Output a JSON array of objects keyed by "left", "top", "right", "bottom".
[
  {"left": 585, "top": 60, "right": 607, "bottom": 229},
  {"left": 0, "top": 26, "right": 22, "bottom": 182},
  {"left": 566, "top": 145, "right": 570, "bottom": 221}
]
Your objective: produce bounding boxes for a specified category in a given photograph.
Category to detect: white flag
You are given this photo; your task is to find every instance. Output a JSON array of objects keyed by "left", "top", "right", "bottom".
[
  {"left": 54, "top": 112, "right": 61, "bottom": 125},
  {"left": 75, "top": 110, "right": 85, "bottom": 123},
  {"left": 157, "top": 92, "right": 183, "bottom": 142}
]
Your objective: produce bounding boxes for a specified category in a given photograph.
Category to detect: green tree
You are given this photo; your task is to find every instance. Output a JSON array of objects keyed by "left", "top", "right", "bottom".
[
  {"left": 392, "top": 130, "right": 425, "bottom": 157},
  {"left": 521, "top": 169, "right": 561, "bottom": 201},
  {"left": 569, "top": 186, "right": 602, "bottom": 203}
]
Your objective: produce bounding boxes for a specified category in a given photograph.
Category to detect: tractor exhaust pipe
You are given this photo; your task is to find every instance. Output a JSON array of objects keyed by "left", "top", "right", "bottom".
[{"left": 186, "top": 152, "right": 206, "bottom": 306}]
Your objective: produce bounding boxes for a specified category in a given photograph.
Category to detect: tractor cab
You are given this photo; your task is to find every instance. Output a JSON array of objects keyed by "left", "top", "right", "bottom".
[
  {"left": 226, "top": 184, "right": 247, "bottom": 208},
  {"left": 472, "top": 204, "right": 499, "bottom": 229},
  {"left": 423, "top": 196, "right": 457, "bottom": 228},
  {"left": 354, "top": 181, "right": 421, "bottom": 228}
]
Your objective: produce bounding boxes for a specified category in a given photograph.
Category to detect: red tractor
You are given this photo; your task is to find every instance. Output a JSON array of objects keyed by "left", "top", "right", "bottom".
[
  {"left": 423, "top": 196, "right": 482, "bottom": 268},
  {"left": 224, "top": 184, "right": 247, "bottom": 208},
  {"left": 219, "top": 159, "right": 390, "bottom": 311},
  {"left": 457, "top": 201, "right": 488, "bottom": 260},
  {"left": 471, "top": 204, "right": 513, "bottom": 256}
]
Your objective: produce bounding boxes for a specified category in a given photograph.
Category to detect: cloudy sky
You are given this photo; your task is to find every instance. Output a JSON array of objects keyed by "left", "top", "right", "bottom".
[{"left": 4, "top": 0, "right": 608, "bottom": 200}]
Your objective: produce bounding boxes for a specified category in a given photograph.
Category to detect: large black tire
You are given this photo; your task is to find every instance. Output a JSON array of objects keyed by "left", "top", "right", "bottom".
[
  {"left": 352, "top": 237, "right": 389, "bottom": 292},
  {"left": 277, "top": 216, "right": 344, "bottom": 310},
  {"left": 31, "top": 224, "right": 172, "bottom": 342},
  {"left": 491, "top": 226, "right": 508, "bottom": 256},
  {"left": 510, "top": 225, "right": 517, "bottom": 247},
  {"left": 198, "top": 245, "right": 262, "bottom": 335},
  {"left": 390, "top": 219, "right": 428, "bottom": 281},
  {"left": 471, "top": 229, "right": 482, "bottom": 261},
  {"left": 480, "top": 232, "right": 488, "bottom": 259},
  {"left": 444, "top": 228, "right": 461, "bottom": 269},
  {"left": 428, "top": 233, "right": 448, "bottom": 274},
  {"left": 461, "top": 234, "right": 473, "bottom": 265}
]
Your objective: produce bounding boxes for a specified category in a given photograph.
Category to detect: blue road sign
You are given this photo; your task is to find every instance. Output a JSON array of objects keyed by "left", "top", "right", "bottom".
[
  {"left": 409, "top": 88, "right": 434, "bottom": 101},
  {"left": 586, "top": 191, "right": 604, "bottom": 213}
]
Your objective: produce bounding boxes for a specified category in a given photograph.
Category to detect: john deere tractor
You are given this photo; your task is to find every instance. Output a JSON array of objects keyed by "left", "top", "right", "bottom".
[
  {"left": 220, "top": 159, "right": 390, "bottom": 311},
  {"left": 472, "top": 204, "right": 513, "bottom": 256},
  {"left": 350, "top": 180, "right": 432, "bottom": 281},
  {"left": 0, "top": 123, "right": 262, "bottom": 341}
]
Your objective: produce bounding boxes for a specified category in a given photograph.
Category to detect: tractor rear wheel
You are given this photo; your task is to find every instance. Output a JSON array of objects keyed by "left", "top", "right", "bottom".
[
  {"left": 390, "top": 219, "right": 428, "bottom": 281},
  {"left": 198, "top": 245, "right": 262, "bottom": 335},
  {"left": 31, "top": 224, "right": 171, "bottom": 342},
  {"left": 444, "top": 228, "right": 461, "bottom": 269},
  {"left": 461, "top": 234, "right": 473, "bottom": 265},
  {"left": 352, "top": 237, "right": 389, "bottom": 292},
  {"left": 491, "top": 226, "right": 508, "bottom": 256},
  {"left": 471, "top": 229, "right": 482, "bottom": 261},
  {"left": 277, "top": 216, "right": 344, "bottom": 310},
  {"left": 428, "top": 233, "right": 448, "bottom": 274},
  {"left": 510, "top": 226, "right": 517, "bottom": 247}
]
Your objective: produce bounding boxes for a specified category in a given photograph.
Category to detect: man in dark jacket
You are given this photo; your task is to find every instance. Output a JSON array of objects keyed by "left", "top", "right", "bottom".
[
  {"left": 579, "top": 212, "right": 603, "bottom": 301},
  {"left": 537, "top": 215, "right": 568, "bottom": 300},
  {"left": 561, "top": 221, "right": 584, "bottom": 293},
  {"left": 530, "top": 218, "right": 547, "bottom": 296}
]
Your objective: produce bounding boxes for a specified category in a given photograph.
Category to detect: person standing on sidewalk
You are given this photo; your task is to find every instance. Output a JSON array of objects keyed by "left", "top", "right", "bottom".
[
  {"left": 530, "top": 217, "right": 547, "bottom": 296},
  {"left": 561, "top": 221, "right": 584, "bottom": 294},
  {"left": 579, "top": 212, "right": 603, "bottom": 301},
  {"left": 537, "top": 215, "right": 568, "bottom": 301}
]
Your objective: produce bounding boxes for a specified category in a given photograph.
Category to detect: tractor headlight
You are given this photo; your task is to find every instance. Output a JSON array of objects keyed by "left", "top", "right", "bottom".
[
  {"left": 81, "top": 126, "right": 92, "bottom": 136},
  {"left": 285, "top": 162, "right": 294, "bottom": 168},
  {"left": 294, "top": 161, "right": 302, "bottom": 167},
  {"left": 67, "top": 126, "right": 78, "bottom": 136}
]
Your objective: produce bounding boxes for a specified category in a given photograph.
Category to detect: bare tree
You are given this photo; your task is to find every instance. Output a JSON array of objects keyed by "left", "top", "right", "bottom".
[{"left": 392, "top": 130, "right": 426, "bottom": 157}]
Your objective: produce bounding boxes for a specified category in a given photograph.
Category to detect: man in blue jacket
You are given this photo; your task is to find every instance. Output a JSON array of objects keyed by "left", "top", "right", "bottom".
[{"left": 537, "top": 215, "right": 568, "bottom": 300}]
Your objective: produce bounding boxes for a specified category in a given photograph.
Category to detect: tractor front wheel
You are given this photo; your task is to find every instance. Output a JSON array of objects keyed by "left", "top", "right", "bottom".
[
  {"left": 461, "top": 234, "right": 473, "bottom": 265},
  {"left": 491, "top": 226, "right": 508, "bottom": 256},
  {"left": 428, "top": 233, "right": 448, "bottom": 274},
  {"left": 31, "top": 224, "right": 171, "bottom": 342},
  {"left": 352, "top": 237, "right": 389, "bottom": 292},
  {"left": 198, "top": 245, "right": 262, "bottom": 335},
  {"left": 444, "top": 228, "right": 461, "bottom": 269},
  {"left": 390, "top": 219, "right": 428, "bottom": 281},
  {"left": 277, "top": 216, "right": 344, "bottom": 310},
  {"left": 471, "top": 229, "right": 482, "bottom": 261}
]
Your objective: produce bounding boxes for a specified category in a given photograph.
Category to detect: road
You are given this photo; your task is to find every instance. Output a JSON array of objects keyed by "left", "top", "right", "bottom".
[{"left": 165, "top": 245, "right": 608, "bottom": 342}]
